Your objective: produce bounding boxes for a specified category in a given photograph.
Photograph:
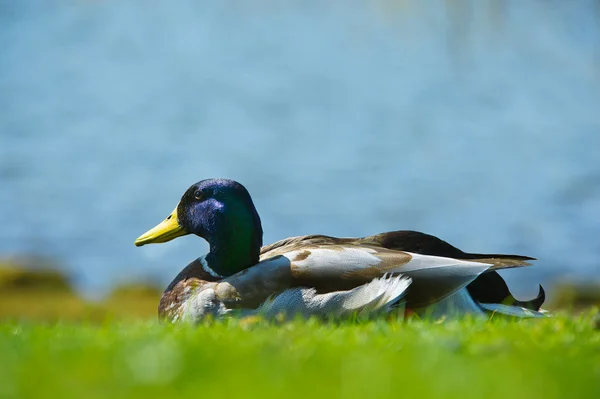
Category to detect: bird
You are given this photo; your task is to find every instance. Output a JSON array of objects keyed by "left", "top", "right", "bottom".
[{"left": 135, "top": 178, "right": 546, "bottom": 323}]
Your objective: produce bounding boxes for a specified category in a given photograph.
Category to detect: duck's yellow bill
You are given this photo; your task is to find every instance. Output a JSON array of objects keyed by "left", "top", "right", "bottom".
[{"left": 134, "top": 206, "right": 188, "bottom": 246}]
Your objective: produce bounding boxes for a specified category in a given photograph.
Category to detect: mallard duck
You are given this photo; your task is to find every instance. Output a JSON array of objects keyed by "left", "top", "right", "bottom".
[{"left": 135, "top": 178, "right": 546, "bottom": 322}]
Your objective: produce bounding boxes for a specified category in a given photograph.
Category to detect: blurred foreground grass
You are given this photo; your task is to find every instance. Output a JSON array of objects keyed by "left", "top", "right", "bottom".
[{"left": 1, "top": 313, "right": 599, "bottom": 399}]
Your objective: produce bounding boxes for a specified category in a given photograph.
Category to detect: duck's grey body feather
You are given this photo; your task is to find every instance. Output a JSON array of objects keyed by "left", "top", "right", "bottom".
[{"left": 254, "top": 274, "right": 411, "bottom": 320}]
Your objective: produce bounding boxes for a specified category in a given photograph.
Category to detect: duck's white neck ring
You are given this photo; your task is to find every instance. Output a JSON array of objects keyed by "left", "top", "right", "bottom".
[{"left": 199, "top": 255, "right": 224, "bottom": 279}]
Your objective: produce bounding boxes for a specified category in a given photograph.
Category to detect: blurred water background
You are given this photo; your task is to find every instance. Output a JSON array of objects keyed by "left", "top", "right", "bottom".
[{"left": 1, "top": 0, "right": 600, "bottom": 299}]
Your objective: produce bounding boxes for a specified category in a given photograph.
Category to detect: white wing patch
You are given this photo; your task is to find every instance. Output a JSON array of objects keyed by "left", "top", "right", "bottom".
[
  {"left": 257, "top": 274, "right": 411, "bottom": 320},
  {"left": 337, "top": 273, "right": 411, "bottom": 314},
  {"left": 400, "top": 252, "right": 492, "bottom": 273},
  {"left": 287, "top": 247, "right": 381, "bottom": 272}
]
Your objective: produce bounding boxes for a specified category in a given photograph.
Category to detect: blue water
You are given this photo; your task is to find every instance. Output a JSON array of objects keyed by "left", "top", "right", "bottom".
[{"left": 1, "top": 1, "right": 600, "bottom": 298}]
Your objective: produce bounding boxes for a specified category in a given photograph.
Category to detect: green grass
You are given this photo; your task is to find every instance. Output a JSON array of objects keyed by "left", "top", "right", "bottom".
[{"left": 1, "top": 312, "right": 599, "bottom": 399}]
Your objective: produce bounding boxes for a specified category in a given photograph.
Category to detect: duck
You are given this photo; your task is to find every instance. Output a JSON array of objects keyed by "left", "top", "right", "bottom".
[{"left": 134, "top": 178, "right": 547, "bottom": 322}]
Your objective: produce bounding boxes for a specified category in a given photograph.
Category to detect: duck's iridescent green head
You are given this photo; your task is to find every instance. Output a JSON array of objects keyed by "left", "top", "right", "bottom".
[{"left": 135, "top": 178, "right": 263, "bottom": 277}]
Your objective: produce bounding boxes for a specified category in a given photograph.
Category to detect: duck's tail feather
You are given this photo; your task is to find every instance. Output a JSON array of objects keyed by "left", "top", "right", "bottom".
[
  {"left": 512, "top": 285, "right": 546, "bottom": 311},
  {"left": 466, "top": 254, "right": 535, "bottom": 270},
  {"left": 467, "top": 271, "right": 546, "bottom": 311}
]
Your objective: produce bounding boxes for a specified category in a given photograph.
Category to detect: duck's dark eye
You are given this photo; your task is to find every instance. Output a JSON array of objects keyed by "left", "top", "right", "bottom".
[{"left": 194, "top": 190, "right": 203, "bottom": 200}]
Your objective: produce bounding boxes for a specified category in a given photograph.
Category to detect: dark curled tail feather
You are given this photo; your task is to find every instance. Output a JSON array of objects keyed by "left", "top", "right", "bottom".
[
  {"left": 467, "top": 271, "right": 545, "bottom": 311},
  {"left": 513, "top": 285, "right": 545, "bottom": 311}
]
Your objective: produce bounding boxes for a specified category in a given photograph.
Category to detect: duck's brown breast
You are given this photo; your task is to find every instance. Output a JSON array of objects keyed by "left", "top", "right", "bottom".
[{"left": 159, "top": 258, "right": 219, "bottom": 320}]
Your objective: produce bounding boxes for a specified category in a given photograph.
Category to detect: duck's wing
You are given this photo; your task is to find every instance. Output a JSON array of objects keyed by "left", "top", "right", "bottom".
[
  {"left": 217, "top": 236, "right": 493, "bottom": 309},
  {"left": 284, "top": 244, "right": 492, "bottom": 308},
  {"left": 261, "top": 231, "right": 535, "bottom": 270},
  {"left": 254, "top": 274, "right": 411, "bottom": 320}
]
